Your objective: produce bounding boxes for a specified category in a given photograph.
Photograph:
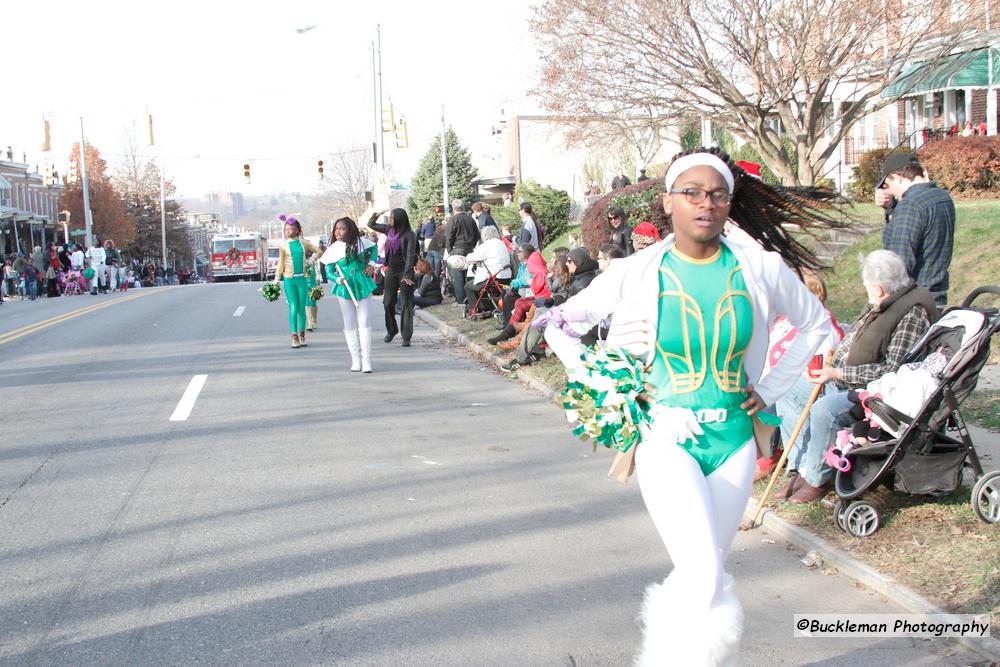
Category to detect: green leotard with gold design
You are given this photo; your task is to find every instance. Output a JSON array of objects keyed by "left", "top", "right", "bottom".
[{"left": 647, "top": 244, "right": 755, "bottom": 476}]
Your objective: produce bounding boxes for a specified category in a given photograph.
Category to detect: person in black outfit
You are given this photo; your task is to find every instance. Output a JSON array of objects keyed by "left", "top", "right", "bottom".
[
  {"left": 412, "top": 259, "right": 442, "bottom": 308},
  {"left": 445, "top": 198, "right": 481, "bottom": 305},
  {"left": 606, "top": 205, "right": 634, "bottom": 256},
  {"left": 369, "top": 208, "right": 418, "bottom": 347},
  {"left": 611, "top": 171, "right": 631, "bottom": 190}
]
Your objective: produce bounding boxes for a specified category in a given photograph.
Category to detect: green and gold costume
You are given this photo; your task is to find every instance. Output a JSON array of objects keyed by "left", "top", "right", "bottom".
[{"left": 648, "top": 245, "right": 754, "bottom": 476}]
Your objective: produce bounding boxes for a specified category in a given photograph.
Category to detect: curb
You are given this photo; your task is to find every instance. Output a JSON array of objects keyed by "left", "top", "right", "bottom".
[
  {"left": 415, "top": 306, "right": 1000, "bottom": 663},
  {"left": 744, "top": 498, "right": 1000, "bottom": 662}
]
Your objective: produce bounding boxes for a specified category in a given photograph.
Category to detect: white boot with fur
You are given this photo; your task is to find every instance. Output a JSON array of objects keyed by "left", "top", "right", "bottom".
[{"left": 635, "top": 572, "right": 742, "bottom": 667}]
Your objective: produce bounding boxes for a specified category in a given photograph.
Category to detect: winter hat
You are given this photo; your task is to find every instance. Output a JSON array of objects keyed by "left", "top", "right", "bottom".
[
  {"left": 735, "top": 160, "right": 762, "bottom": 178},
  {"left": 632, "top": 221, "right": 661, "bottom": 246}
]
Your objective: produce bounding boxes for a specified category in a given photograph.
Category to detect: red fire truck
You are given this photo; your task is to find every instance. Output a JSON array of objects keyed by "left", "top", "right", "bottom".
[{"left": 210, "top": 232, "right": 268, "bottom": 282}]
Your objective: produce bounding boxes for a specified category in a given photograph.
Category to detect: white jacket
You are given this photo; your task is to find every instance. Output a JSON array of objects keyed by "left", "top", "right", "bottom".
[
  {"left": 464, "top": 238, "right": 512, "bottom": 283},
  {"left": 547, "top": 235, "right": 831, "bottom": 407}
]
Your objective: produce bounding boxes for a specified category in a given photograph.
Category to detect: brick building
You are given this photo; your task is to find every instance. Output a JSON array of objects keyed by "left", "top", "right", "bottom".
[
  {"left": 831, "top": 1, "right": 1000, "bottom": 181},
  {"left": 0, "top": 156, "right": 64, "bottom": 257}
]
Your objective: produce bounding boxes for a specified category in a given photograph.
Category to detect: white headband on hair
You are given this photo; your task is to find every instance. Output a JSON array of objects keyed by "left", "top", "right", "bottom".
[{"left": 664, "top": 153, "right": 734, "bottom": 193}]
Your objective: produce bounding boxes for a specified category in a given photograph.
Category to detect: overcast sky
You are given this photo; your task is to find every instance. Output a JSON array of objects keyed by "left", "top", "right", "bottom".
[{"left": 3, "top": 0, "right": 542, "bottom": 198}]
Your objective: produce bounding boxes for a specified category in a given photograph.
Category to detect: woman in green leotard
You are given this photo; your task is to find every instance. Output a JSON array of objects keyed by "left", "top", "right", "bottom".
[
  {"left": 272, "top": 215, "right": 321, "bottom": 348},
  {"left": 543, "top": 148, "right": 844, "bottom": 665}
]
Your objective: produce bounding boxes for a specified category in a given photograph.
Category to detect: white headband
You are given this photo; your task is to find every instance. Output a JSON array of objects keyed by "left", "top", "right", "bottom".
[{"left": 664, "top": 153, "right": 734, "bottom": 193}]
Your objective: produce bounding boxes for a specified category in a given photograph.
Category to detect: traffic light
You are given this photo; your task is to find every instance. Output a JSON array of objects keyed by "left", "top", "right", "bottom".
[
  {"left": 42, "top": 162, "right": 54, "bottom": 186},
  {"left": 243, "top": 162, "right": 251, "bottom": 184},
  {"left": 67, "top": 159, "right": 79, "bottom": 184},
  {"left": 317, "top": 160, "right": 324, "bottom": 180},
  {"left": 394, "top": 119, "right": 408, "bottom": 149},
  {"left": 382, "top": 103, "right": 395, "bottom": 133}
]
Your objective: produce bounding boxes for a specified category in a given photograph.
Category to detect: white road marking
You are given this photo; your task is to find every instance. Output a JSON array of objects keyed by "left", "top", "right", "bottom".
[
  {"left": 233, "top": 306, "right": 245, "bottom": 317},
  {"left": 169, "top": 375, "right": 208, "bottom": 422}
]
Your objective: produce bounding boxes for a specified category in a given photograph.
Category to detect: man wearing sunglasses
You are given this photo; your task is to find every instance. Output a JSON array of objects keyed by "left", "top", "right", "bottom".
[{"left": 606, "top": 205, "right": 634, "bottom": 257}]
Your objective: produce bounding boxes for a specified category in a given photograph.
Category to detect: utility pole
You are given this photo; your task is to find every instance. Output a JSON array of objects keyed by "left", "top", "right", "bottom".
[
  {"left": 440, "top": 107, "right": 449, "bottom": 218},
  {"left": 376, "top": 25, "right": 385, "bottom": 169},
  {"left": 149, "top": 111, "right": 168, "bottom": 268},
  {"left": 371, "top": 41, "right": 379, "bottom": 166},
  {"left": 79, "top": 118, "right": 95, "bottom": 249},
  {"left": 160, "top": 173, "right": 167, "bottom": 268}
]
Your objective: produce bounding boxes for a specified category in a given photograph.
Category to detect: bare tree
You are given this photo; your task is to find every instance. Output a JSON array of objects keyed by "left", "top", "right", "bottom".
[
  {"left": 310, "top": 146, "right": 375, "bottom": 223},
  {"left": 532, "top": 0, "right": 969, "bottom": 185}
]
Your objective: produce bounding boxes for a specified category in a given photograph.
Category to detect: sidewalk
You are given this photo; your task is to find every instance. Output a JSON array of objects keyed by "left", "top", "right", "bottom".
[{"left": 415, "top": 305, "right": 1000, "bottom": 662}]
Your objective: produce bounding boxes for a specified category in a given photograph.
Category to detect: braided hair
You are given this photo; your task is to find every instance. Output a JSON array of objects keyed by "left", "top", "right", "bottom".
[
  {"left": 671, "top": 147, "right": 848, "bottom": 273},
  {"left": 332, "top": 217, "right": 363, "bottom": 261}
]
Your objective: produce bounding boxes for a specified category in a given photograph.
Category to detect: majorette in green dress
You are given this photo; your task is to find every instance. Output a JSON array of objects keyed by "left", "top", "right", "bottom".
[{"left": 320, "top": 238, "right": 378, "bottom": 301}]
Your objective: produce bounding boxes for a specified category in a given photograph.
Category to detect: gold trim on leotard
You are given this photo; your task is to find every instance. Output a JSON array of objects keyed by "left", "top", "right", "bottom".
[
  {"left": 670, "top": 246, "right": 722, "bottom": 265},
  {"left": 711, "top": 265, "right": 753, "bottom": 392},
  {"left": 657, "top": 266, "right": 707, "bottom": 394}
]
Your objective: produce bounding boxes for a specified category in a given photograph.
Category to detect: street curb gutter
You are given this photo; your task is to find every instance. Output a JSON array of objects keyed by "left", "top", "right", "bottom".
[
  {"left": 415, "top": 307, "right": 1000, "bottom": 662},
  {"left": 745, "top": 498, "right": 1000, "bottom": 662}
]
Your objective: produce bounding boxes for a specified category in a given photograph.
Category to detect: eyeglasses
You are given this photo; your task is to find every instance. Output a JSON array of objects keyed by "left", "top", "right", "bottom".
[
  {"left": 607, "top": 215, "right": 618, "bottom": 221},
  {"left": 667, "top": 187, "right": 732, "bottom": 205}
]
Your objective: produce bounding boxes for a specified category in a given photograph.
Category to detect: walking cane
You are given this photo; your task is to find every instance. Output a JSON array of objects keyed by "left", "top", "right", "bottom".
[
  {"left": 742, "top": 351, "right": 833, "bottom": 530},
  {"left": 333, "top": 263, "right": 358, "bottom": 306}
]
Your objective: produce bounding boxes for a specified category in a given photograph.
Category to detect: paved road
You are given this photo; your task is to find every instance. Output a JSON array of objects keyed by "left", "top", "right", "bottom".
[{"left": 0, "top": 285, "right": 982, "bottom": 665}]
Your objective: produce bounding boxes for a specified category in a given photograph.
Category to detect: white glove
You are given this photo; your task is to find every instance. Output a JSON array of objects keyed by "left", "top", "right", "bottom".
[
  {"left": 606, "top": 317, "right": 656, "bottom": 364},
  {"left": 645, "top": 405, "right": 704, "bottom": 446}
]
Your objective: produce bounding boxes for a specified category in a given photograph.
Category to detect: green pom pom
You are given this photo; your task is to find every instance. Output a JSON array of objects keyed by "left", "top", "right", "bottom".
[
  {"left": 308, "top": 285, "right": 325, "bottom": 301},
  {"left": 260, "top": 282, "right": 281, "bottom": 302},
  {"left": 561, "top": 346, "right": 651, "bottom": 453}
]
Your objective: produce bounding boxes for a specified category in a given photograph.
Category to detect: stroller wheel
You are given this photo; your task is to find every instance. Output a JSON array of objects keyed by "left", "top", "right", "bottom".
[
  {"left": 832, "top": 499, "right": 848, "bottom": 532},
  {"left": 844, "top": 500, "right": 880, "bottom": 538},
  {"left": 971, "top": 470, "right": 1000, "bottom": 524}
]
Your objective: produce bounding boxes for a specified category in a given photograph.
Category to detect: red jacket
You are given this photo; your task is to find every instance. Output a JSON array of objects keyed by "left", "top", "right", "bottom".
[{"left": 526, "top": 250, "right": 550, "bottom": 298}]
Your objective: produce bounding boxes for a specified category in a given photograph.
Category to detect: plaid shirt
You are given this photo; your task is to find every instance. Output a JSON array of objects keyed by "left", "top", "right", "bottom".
[
  {"left": 882, "top": 181, "right": 955, "bottom": 304},
  {"left": 831, "top": 304, "right": 931, "bottom": 388}
]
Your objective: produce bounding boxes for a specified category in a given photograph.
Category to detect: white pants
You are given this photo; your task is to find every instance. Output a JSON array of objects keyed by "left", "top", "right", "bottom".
[
  {"left": 636, "top": 435, "right": 755, "bottom": 610},
  {"left": 337, "top": 295, "right": 372, "bottom": 332},
  {"left": 634, "top": 435, "right": 755, "bottom": 666}
]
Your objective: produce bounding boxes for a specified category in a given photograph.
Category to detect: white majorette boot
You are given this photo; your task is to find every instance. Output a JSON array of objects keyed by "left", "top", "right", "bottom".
[
  {"left": 359, "top": 328, "right": 373, "bottom": 373},
  {"left": 344, "top": 329, "right": 362, "bottom": 372},
  {"left": 635, "top": 572, "right": 742, "bottom": 667}
]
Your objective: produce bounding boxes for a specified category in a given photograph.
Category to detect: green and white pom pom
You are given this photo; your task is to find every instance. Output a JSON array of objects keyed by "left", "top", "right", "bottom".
[
  {"left": 260, "top": 282, "right": 281, "bottom": 302},
  {"left": 561, "top": 346, "right": 651, "bottom": 453},
  {"left": 308, "top": 285, "right": 325, "bottom": 302}
]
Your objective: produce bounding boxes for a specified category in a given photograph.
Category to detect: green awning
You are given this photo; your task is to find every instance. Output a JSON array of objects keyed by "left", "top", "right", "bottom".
[{"left": 882, "top": 48, "right": 1000, "bottom": 98}]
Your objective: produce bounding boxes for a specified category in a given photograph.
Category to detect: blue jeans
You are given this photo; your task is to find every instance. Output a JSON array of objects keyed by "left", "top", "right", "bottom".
[
  {"left": 798, "top": 389, "right": 855, "bottom": 487},
  {"left": 449, "top": 266, "right": 468, "bottom": 304},
  {"left": 425, "top": 250, "right": 441, "bottom": 280},
  {"left": 776, "top": 374, "right": 823, "bottom": 470}
]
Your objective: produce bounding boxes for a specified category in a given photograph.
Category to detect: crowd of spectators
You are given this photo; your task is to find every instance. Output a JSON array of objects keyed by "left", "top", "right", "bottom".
[{"left": 0, "top": 239, "right": 196, "bottom": 305}]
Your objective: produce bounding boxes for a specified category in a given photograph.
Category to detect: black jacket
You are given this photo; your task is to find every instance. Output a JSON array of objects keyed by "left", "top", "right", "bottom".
[
  {"left": 372, "top": 222, "right": 418, "bottom": 280},
  {"left": 551, "top": 258, "right": 599, "bottom": 306},
  {"left": 416, "top": 272, "right": 442, "bottom": 302},
  {"left": 609, "top": 225, "right": 634, "bottom": 256},
  {"left": 478, "top": 213, "right": 497, "bottom": 230},
  {"left": 446, "top": 213, "right": 481, "bottom": 255}
]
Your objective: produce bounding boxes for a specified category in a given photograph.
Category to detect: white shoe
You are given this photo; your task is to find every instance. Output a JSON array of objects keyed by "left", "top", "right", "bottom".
[
  {"left": 344, "top": 329, "right": 361, "bottom": 372},
  {"left": 359, "top": 328, "right": 373, "bottom": 373}
]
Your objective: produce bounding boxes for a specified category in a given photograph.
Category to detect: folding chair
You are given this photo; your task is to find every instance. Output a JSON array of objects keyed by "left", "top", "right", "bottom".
[{"left": 465, "top": 264, "right": 510, "bottom": 320}]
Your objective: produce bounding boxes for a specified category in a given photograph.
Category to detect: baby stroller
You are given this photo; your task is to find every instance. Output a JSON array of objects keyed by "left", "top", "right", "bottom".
[
  {"left": 830, "top": 286, "right": 1000, "bottom": 537},
  {"left": 63, "top": 271, "right": 84, "bottom": 296}
]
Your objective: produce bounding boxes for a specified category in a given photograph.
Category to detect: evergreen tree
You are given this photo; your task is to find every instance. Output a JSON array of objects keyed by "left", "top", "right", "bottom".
[{"left": 406, "top": 127, "right": 478, "bottom": 221}]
